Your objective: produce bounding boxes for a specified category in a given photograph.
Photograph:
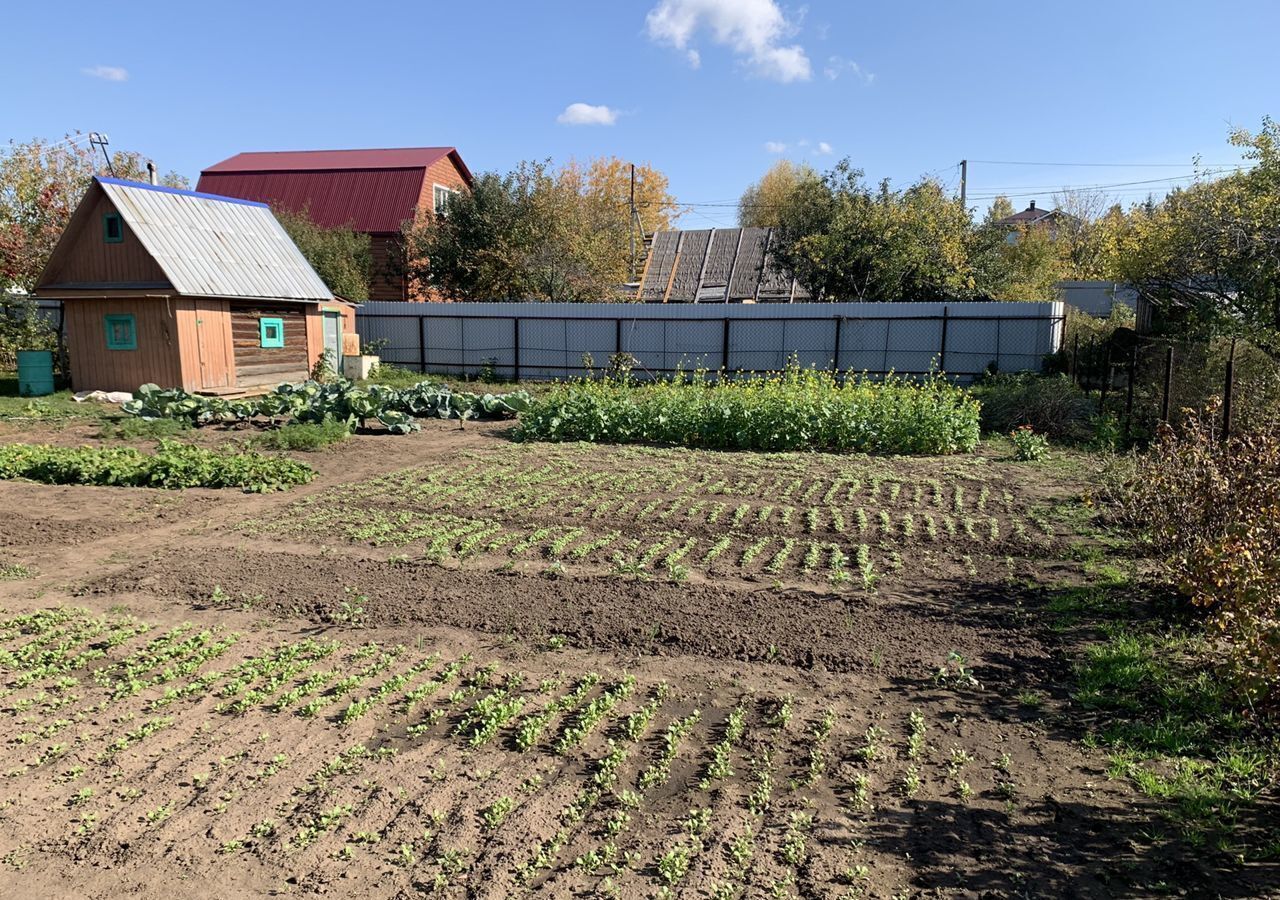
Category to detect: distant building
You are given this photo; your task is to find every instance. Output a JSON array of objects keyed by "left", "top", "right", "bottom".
[
  {"left": 197, "top": 148, "right": 473, "bottom": 302},
  {"left": 637, "top": 228, "right": 810, "bottom": 303},
  {"left": 993, "top": 201, "right": 1076, "bottom": 243}
]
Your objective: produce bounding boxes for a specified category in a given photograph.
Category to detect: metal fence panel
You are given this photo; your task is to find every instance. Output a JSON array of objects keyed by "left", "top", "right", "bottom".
[{"left": 354, "top": 301, "right": 1064, "bottom": 382}]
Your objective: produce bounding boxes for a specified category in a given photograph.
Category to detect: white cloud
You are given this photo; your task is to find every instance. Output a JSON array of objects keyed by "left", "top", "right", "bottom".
[
  {"left": 556, "top": 103, "right": 619, "bottom": 126},
  {"left": 646, "top": 0, "right": 812, "bottom": 83},
  {"left": 816, "top": 141, "right": 833, "bottom": 154},
  {"left": 764, "top": 141, "right": 788, "bottom": 154},
  {"left": 686, "top": 48, "right": 701, "bottom": 68},
  {"left": 82, "top": 65, "right": 128, "bottom": 82},
  {"left": 823, "top": 55, "right": 874, "bottom": 84}
]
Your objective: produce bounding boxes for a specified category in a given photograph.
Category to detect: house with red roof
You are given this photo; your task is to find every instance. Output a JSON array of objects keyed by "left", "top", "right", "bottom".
[
  {"left": 197, "top": 148, "right": 473, "bottom": 301},
  {"left": 992, "top": 200, "right": 1077, "bottom": 244}
]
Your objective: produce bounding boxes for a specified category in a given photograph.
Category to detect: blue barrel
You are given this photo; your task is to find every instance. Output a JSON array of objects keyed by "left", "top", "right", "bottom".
[{"left": 16, "top": 350, "right": 54, "bottom": 397}]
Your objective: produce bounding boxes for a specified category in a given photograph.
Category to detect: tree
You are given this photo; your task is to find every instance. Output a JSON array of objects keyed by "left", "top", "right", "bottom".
[
  {"left": 273, "top": 208, "right": 373, "bottom": 300},
  {"left": 1111, "top": 118, "right": 1280, "bottom": 355},
  {"left": 968, "top": 195, "right": 1070, "bottom": 302},
  {"left": 0, "top": 134, "right": 188, "bottom": 291},
  {"left": 770, "top": 160, "right": 973, "bottom": 301},
  {"left": 404, "top": 158, "right": 680, "bottom": 301},
  {"left": 738, "top": 160, "right": 818, "bottom": 228},
  {"left": 576, "top": 156, "right": 680, "bottom": 279}
]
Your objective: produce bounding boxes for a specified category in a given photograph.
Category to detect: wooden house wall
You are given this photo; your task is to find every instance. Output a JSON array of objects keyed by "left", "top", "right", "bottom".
[
  {"left": 64, "top": 298, "right": 182, "bottom": 393},
  {"left": 229, "top": 303, "right": 312, "bottom": 387},
  {"left": 42, "top": 191, "right": 169, "bottom": 287}
]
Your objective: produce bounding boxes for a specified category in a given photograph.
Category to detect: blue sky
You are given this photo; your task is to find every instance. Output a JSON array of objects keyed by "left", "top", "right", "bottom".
[{"left": 4, "top": 0, "right": 1277, "bottom": 227}]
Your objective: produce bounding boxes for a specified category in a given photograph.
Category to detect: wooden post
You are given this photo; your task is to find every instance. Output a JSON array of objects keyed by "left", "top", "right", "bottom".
[
  {"left": 418, "top": 316, "right": 427, "bottom": 374},
  {"left": 512, "top": 317, "right": 520, "bottom": 383},
  {"left": 1124, "top": 344, "right": 1138, "bottom": 439},
  {"left": 1098, "top": 343, "right": 1112, "bottom": 415},
  {"left": 1222, "top": 338, "right": 1236, "bottom": 442},
  {"left": 1160, "top": 346, "right": 1174, "bottom": 423}
]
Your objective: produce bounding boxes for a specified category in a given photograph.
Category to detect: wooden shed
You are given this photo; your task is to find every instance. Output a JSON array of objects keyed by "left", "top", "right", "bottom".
[{"left": 34, "top": 177, "right": 349, "bottom": 394}]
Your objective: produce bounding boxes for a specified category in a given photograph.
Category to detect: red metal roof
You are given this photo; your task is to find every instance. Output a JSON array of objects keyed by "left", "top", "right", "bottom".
[{"left": 196, "top": 147, "right": 472, "bottom": 234}]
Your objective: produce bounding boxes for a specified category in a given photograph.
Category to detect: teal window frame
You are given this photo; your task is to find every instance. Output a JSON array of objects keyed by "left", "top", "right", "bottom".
[
  {"left": 259, "top": 317, "right": 285, "bottom": 348},
  {"left": 103, "top": 314, "right": 137, "bottom": 351},
  {"left": 103, "top": 212, "right": 123, "bottom": 243}
]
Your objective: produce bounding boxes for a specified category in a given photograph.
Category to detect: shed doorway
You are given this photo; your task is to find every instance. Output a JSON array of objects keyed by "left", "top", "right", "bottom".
[{"left": 323, "top": 311, "right": 343, "bottom": 375}]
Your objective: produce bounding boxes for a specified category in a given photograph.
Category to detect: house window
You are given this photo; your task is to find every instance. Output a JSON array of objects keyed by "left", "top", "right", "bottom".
[
  {"left": 103, "top": 212, "right": 123, "bottom": 243},
  {"left": 433, "top": 184, "right": 458, "bottom": 216},
  {"left": 104, "top": 314, "right": 136, "bottom": 350},
  {"left": 259, "top": 317, "right": 285, "bottom": 348}
]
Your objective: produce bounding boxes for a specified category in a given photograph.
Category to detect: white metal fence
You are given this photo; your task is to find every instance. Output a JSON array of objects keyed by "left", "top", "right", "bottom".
[{"left": 356, "top": 301, "right": 1065, "bottom": 382}]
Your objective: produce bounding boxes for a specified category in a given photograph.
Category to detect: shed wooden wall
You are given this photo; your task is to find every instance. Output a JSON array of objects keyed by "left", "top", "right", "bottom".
[
  {"left": 229, "top": 303, "right": 312, "bottom": 387},
  {"left": 41, "top": 192, "right": 170, "bottom": 288},
  {"left": 64, "top": 298, "right": 181, "bottom": 393}
]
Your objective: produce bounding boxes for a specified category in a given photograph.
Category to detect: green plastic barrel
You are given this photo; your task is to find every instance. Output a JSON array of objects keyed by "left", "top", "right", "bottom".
[{"left": 16, "top": 350, "right": 54, "bottom": 397}]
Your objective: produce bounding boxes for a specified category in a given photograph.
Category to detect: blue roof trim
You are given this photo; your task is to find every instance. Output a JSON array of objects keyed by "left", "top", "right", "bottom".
[{"left": 95, "top": 176, "right": 271, "bottom": 209}]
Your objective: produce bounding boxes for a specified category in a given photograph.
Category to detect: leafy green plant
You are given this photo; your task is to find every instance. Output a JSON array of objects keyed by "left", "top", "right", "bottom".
[
  {"left": 1009, "top": 425, "right": 1049, "bottom": 461},
  {"left": 122, "top": 378, "right": 530, "bottom": 434},
  {"left": 515, "top": 367, "right": 980, "bottom": 456},
  {"left": 0, "top": 440, "right": 313, "bottom": 492},
  {"left": 250, "top": 418, "right": 350, "bottom": 451}
]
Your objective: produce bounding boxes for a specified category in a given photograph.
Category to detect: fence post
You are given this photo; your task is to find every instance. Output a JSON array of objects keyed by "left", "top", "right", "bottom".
[
  {"left": 722, "top": 318, "right": 731, "bottom": 376},
  {"left": 418, "top": 316, "right": 427, "bottom": 374},
  {"left": 831, "top": 316, "right": 843, "bottom": 375},
  {"left": 1070, "top": 334, "right": 1079, "bottom": 385},
  {"left": 1124, "top": 344, "right": 1138, "bottom": 440},
  {"left": 939, "top": 306, "right": 949, "bottom": 374},
  {"left": 1098, "top": 343, "right": 1112, "bottom": 415},
  {"left": 1222, "top": 338, "right": 1236, "bottom": 442},
  {"left": 1160, "top": 346, "right": 1174, "bottom": 423},
  {"left": 512, "top": 317, "right": 521, "bottom": 383}
]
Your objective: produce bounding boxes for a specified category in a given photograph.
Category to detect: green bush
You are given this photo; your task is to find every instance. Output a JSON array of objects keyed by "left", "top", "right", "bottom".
[
  {"left": 251, "top": 419, "right": 350, "bottom": 452},
  {"left": 0, "top": 440, "right": 313, "bottom": 492},
  {"left": 1121, "top": 405, "right": 1280, "bottom": 711},
  {"left": 515, "top": 368, "right": 980, "bottom": 455},
  {"left": 972, "top": 373, "right": 1093, "bottom": 440}
]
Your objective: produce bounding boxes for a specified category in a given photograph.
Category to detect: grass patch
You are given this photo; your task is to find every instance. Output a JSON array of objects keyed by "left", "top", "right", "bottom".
[
  {"left": 98, "top": 417, "right": 192, "bottom": 441},
  {"left": 0, "top": 440, "right": 313, "bottom": 492},
  {"left": 0, "top": 561, "right": 33, "bottom": 580},
  {"left": 1071, "top": 595, "right": 1277, "bottom": 850},
  {"left": 249, "top": 419, "right": 350, "bottom": 452}
]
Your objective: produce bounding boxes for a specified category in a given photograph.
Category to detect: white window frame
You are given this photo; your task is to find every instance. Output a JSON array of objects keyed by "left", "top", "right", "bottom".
[{"left": 433, "top": 183, "right": 459, "bottom": 216}]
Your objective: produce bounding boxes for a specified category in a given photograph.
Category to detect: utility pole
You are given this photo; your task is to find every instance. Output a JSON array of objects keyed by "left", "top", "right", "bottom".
[
  {"left": 959, "top": 159, "right": 967, "bottom": 209},
  {"left": 629, "top": 163, "right": 637, "bottom": 282}
]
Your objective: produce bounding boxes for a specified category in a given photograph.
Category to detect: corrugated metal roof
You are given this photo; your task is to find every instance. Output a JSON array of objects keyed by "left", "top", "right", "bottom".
[
  {"left": 203, "top": 147, "right": 461, "bottom": 173},
  {"left": 96, "top": 177, "right": 332, "bottom": 302},
  {"left": 196, "top": 147, "right": 473, "bottom": 233},
  {"left": 196, "top": 168, "right": 428, "bottom": 233}
]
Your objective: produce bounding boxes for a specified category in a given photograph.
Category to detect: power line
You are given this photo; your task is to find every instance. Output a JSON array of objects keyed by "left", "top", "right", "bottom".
[{"left": 967, "top": 158, "right": 1240, "bottom": 168}]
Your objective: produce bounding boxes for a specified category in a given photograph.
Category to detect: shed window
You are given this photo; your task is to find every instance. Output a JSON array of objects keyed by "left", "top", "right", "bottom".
[
  {"left": 103, "top": 213, "right": 123, "bottom": 243},
  {"left": 259, "top": 317, "right": 285, "bottom": 348},
  {"left": 104, "top": 314, "right": 136, "bottom": 351}
]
